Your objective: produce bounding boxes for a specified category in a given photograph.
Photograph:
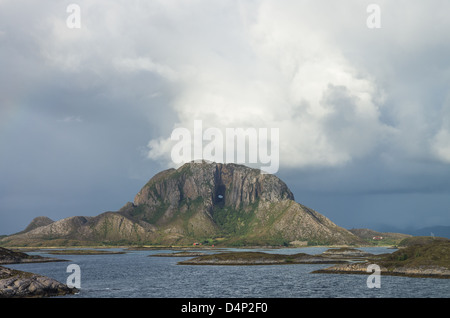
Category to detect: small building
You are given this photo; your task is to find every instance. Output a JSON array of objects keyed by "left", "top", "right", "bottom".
[{"left": 372, "top": 236, "right": 383, "bottom": 240}]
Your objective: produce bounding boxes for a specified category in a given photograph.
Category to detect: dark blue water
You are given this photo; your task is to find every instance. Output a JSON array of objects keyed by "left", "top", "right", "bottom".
[{"left": 4, "top": 247, "right": 449, "bottom": 298}]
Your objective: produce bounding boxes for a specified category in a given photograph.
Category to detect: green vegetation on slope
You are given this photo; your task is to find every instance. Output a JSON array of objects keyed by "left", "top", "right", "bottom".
[
  {"left": 380, "top": 239, "right": 450, "bottom": 269},
  {"left": 398, "top": 236, "right": 450, "bottom": 247}
]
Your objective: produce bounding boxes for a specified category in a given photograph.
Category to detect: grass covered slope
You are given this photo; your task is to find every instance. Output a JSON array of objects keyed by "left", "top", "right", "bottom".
[
  {"left": 380, "top": 236, "right": 450, "bottom": 269},
  {"left": 349, "top": 228, "right": 412, "bottom": 246}
]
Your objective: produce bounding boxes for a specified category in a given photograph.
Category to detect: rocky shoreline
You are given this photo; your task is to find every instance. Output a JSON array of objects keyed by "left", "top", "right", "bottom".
[
  {"left": 1, "top": 236, "right": 448, "bottom": 298},
  {"left": 177, "top": 240, "right": 450, "bottom": 279},
  {"left": 313, "top": 237, "right": 450, "bottom": 279},
  {"left": 177, "top": 250, "right": 358, "bottom": 265},
  {"left": 0, "top": 266, "right": 77, "bottom": 298},
  {"left": 149, "top": 251, "right": 207, "bottom": 257},
  {"left": 0, "top": 247, "right": 76, "bottom": 298},
  {"left": 0, "top": 247, "right": 67, "bottom": 265},
  {"left": 45, "top": 249, "right": 125, "bottom": 255},
  {"left": 312, "top": 262, "right": 450, "bottom": 279}
]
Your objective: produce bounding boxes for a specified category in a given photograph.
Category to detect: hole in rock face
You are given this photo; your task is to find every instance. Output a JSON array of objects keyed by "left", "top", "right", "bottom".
[{"left": 214, "top": 184, "right": 225, "bottom": 207}]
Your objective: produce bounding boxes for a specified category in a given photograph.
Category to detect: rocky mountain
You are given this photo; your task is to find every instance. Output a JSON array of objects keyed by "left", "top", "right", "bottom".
[
  {"left": 1, "top": 162, "right": 363, "bottom": 247},
  {"left": 19, "top": 216, "right": 54, "bottom": 234}
]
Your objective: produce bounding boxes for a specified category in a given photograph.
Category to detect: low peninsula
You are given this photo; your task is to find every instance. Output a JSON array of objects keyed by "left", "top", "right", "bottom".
[
  {"left": 0, "top": 247, "right": 66, "bottom": 265},
  {"left": 313, "top": 237, "right": 450, "bottom": 279},
  {"left": 0, "top": 247, "right": 77, "bottom": 297},
  {"left": 177, "top": 249, "right": 364, "bottom": 265},
  {"left": 178, "top": 238, "right": 450, "bottom": 279},
  {"left": 45, "top": 249, "right": 125, "bottom": 255}
]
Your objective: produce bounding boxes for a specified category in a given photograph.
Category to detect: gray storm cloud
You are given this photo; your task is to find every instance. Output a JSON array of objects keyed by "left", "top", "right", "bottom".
[
  {"left": 6, "top": 0, "right": 445, "bottom": 170},
  {"left": 1, "top": 0, "right": 450, "bottom": 234},
  {"left": 144, "top": 1, "right": 397, "bottom": 169}
]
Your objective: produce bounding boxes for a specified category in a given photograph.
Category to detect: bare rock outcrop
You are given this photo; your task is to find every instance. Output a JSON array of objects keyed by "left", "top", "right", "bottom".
[
  {"left": 0, "top": 247, "right": 65, "bottom": 265},
  {"left": 132, "top": 161, "right": 294, "bottom": 219},
  {"left": 0, "top": 266, "right": 76, "bottom": 298}
]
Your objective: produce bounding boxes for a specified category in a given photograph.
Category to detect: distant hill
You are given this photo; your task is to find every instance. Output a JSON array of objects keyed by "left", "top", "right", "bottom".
[
  {"left": 370, "top": 225, "right": 450, "bottom": 239},
  {"left": 0, "top": 162, "right": 363, "bottom": 247},
  {"left": 349, "top": 228, "right": 411, "bottom": 245},
  {"left": 16, "top": 216, "right": 54, "bottom": 235},
  {"left": 397, "top": 236, "right": 450, "bottom": 247}
]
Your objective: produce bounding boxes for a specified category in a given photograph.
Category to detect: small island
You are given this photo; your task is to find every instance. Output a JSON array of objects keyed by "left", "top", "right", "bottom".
[
  {"left": 177, "top": 250, "right": 360, "bottom": 265},
  {"left": 45, "top": 249, "right": 126, "bottom": 255},
  {"left": 177, "top": 238, "right": 450, "bottom": 279},
  {"left": 149, "top": 251, "right": 207, "bottom": 257},
  {"left": 0, "top": 247, "right": 77, "bottom": 297},
  {"left": 312, "top": 237, "right": 450, "bottom": 279},
  {"left": 0, "top": 247, "right": 66, "bottom": 265},
  {"left": 0, "top": 266, "right": 77, "bottom": 298}
]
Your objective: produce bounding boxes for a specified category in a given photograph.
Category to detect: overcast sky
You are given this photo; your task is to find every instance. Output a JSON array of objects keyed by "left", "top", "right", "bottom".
[{"left": 1, "top": 0, "right": 450, "bottom": 235}]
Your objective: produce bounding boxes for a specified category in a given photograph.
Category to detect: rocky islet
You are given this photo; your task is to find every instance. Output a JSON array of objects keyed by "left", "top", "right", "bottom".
[{"left": 0, "top": 247, "right": 77, "bottom": 298}]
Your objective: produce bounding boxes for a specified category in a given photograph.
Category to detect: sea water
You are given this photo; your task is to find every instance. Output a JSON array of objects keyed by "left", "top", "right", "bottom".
[{"left": 4, "top": 247, "right": 449, "bottom": 298}]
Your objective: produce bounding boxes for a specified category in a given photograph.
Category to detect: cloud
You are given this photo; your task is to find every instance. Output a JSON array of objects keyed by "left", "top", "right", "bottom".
[
  {"left": 1, "top": 0, "right": 450, "bottom": 234},
  {"left": 113, "top": 57, "right": 179, "bottom": 81},
  {"left": 58, "top": 116, "right": 83, "bottom": 123},
  {"left": 141, "top": 0, "right": 450, "bottom": 175},
  {"left": 432, "top": 124, "right": 450, "bottom": 164},
  {"left": 7, "top": 0, "right": 444, "bottom": 173},
  {"left": 145, "top": 0, "right": 396, "bottom": 169}
]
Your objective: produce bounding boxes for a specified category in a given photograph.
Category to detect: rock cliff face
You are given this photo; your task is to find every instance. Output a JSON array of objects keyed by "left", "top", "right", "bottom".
[
  {"left": 1, "top": 162, "right": 362, "bottom": 246},
  {"left": 133, "top": 162, "right": 294, "bottom": 211},
  {"left": 121, "top": 162, "right": 296, "bottom": 242}
]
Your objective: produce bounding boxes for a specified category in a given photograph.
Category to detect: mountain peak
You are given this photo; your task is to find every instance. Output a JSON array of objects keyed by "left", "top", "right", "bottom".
[
  {"left": 133, "top": 161, "right": 294, "bottom": 214},
  {"left": 1, "top": 162, "right": 362, "bottom": 246},
  {"left": 19, "top": 216, "right": 54, "bottom": 235}
]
